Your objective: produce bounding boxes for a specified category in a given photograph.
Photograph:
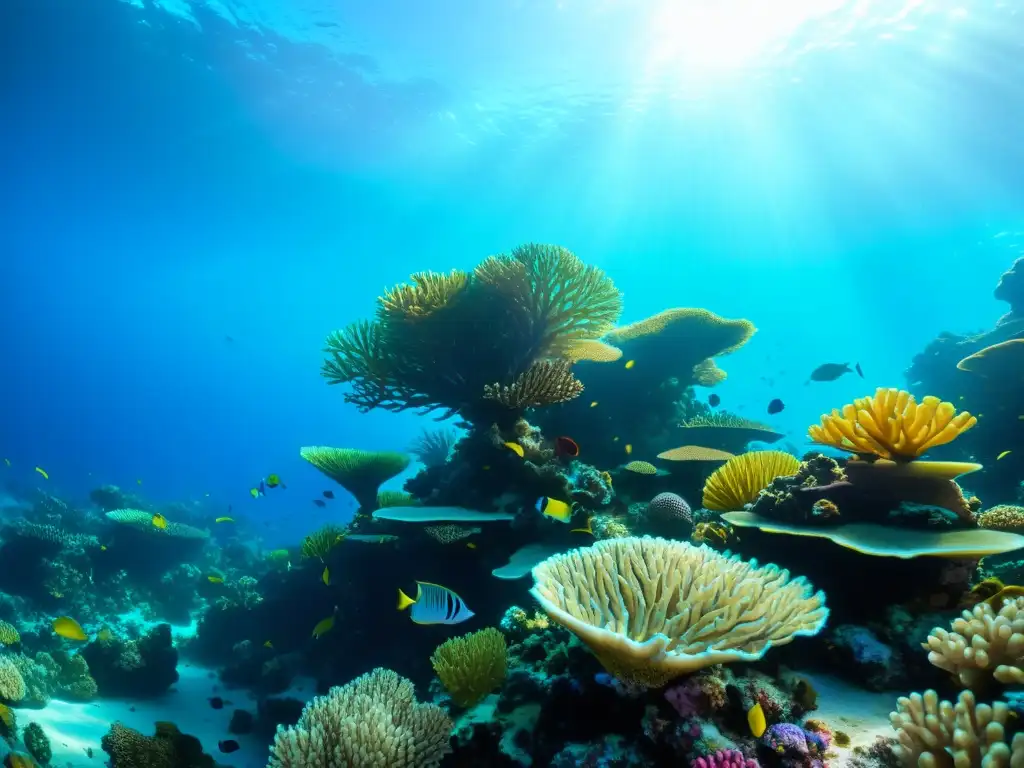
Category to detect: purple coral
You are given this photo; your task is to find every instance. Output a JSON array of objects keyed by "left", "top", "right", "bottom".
[
  {"left": 649, "top": 492, "right": 692, "bottom": 523},
  {"left": 665, "top": 679, "right": 702, "bottom": 718},
  {"left": 763, "top": 723, "right": 810, "bottom": 757},
  {"left": 692, "top": 749, "right": 759, "bottom": 768}
]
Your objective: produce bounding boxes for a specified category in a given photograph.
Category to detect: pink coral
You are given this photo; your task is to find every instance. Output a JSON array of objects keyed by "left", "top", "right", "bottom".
[
  {"left": 692, "top": 749, "right": 759, "bottom": 768},
  {"left": 649, "top": 492, "right": 692, "bottom": 523}
]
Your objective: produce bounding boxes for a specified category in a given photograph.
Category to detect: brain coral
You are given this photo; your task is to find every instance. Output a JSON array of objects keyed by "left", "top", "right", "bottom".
[{"left": 530, "top": 536, "right": 828, "bottom": 687}]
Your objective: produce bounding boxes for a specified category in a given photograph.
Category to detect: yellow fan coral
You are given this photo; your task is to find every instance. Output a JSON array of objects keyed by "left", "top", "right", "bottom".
[
  {"left": 702, "top": 451, "right": 801, "bottom": 512},
  {"left": 300, "top": 447, "right": 410, "bottom": 513},
  {"left": 430, "top": 628, "right": 507, "bottom": 708},
  {"left": 808, "top": 388, "right": 977, "bottom": 461},
  {"left": 268, "top": 668, "right": 452, "bottom": 768},
  {"left": 529, "top": 536, "right": 828, "bottom": 687},
  {"left": 923, "top": 597, "right": 1024, "bottom": 688}
]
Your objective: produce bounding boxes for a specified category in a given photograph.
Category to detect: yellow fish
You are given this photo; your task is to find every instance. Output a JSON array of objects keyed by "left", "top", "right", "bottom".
[
  {"left": 100, "top": 545, "right": 107, "bottom": 551},
  {"left": 503, "top": 442, "right": 525, "bottom": 458},
  {"left": 747, "top": 702, "right": 767, "bottom": 737},
  {"left": 250, "top": 488, "right": 260, "bottom": 499},
  {"left": 322, "top": 566, "right": 330, "bottom": 586},
  {"left": 625, "top": 444, "right": 633, "bottom": 455},
  {"left": 207, "top": 575, "right": 224, "bottom": 584},
  {"left": 34, "top": 467, "right": 49, "bottom": 480},
  {"left": 466, "top": 542, "right": 477, "bottom": 549},
  {"left": 571, "top": 517, "right": 595, "bottom": 535},
  {"left": 151, "top": 513, "right": 168, "bottom": 530},
  {"left": 52, "top": 616, "right": 87, "bottom": 641},
  {"left": 263, "top": 641, "right": 273, "bottom": 649},
  {"left": 311, "top": 616, "right": 335, "bottom": 639},
  {"left": 215, "top": 517, "right": 234, "bottom": 523},
  {"left": 536, "top": 496, "right": 572, "bottom": 523},
  {"left": 590, "top": 401, "right": 599, "bottom": 408},
  {"left": 998, "top": 451, "right": 1012, "bottom": 461},
  {"left": 624, "top": 360, "right": 635, "bottom": 369}
]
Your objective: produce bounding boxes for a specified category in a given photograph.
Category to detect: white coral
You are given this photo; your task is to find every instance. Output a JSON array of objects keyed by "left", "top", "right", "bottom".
[{"left": 923, "top": 597, "right": 1024, "bottom": 688}]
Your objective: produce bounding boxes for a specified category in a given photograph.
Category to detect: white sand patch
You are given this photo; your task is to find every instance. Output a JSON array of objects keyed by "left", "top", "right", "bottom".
[
  {"left": 804, "top": 673, "right": 897, "bottom": 761},
  {"left": 14, "top": 664, "right": 274, "bottom": 768}
]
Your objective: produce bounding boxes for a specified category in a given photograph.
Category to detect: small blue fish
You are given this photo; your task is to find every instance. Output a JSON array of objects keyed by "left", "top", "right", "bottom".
[{"left": 397, "top": 581, "right": 473, "bottom": 625}]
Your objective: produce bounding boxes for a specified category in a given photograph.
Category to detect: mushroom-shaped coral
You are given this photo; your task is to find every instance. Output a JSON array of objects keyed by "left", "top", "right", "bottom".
[
  {"left": 808, "top": 388, "right": 977, "bottom": 460},
  {"left": 529, "top": 536, "right": 828, "bottom": 687},
  {"left": 923, "top": 597, "right": 1024, "bottom": 688},
  {"left": 299, "top": 447, "right": 410, "bottom": 514},
  {"left": 889, "top": 689, "right": 1024, "bottom": 766},
  {"left": 268, "top": 668, "right": 452, "bottom": 768},
  {"left": 678, "top": 412, "right": 784, "bottom": 453},
  {"left": 702, "top": 451, "right": 801, "bottom": 512},
  {"left": 104, "top": 509, "right": 208, "bottom": 540}
]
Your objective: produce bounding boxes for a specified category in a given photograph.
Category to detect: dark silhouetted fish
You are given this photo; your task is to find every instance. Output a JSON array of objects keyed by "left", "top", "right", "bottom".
[
  {"left": 209, "top": 696, "right": 224, "bottom": 709},
  {"left": 219, "top": 740, "right": 240, "bottom": 754},
  {"left": 323, "top": 490, "right": 335, "bottom": 499},
  {"left": 313, "top": 499, "right": 326, "bottom": 508},
  {"left": 708, "top": 394, "right": 720, "bottom": 407},
  {"left": 767, "top": 398, "right": 785, "bottom": 415},
  {"left": 808, "top": 362, "right": 863, "bottom": 383}
]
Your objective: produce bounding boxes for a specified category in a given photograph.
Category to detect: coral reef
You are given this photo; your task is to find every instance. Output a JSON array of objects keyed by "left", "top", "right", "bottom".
[
  {"left": 81, "top": 624, "right": 178, "bottom": 697},
  {"left": 430, "top": 628, "right": 508, "bottom": 708},
  {"left": 101, "top": 721, "right": 219, "bottom": 768}
]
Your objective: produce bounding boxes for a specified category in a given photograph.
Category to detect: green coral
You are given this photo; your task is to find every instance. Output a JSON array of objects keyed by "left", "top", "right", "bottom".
[
  {"left": 299, "top": 447, "right": 410, "bottom": 513},
  {"left": 430, "top": 628, "right": 508, "bottom": 708},
  {"left": 101, "top": 721, "right": 216, "bottom": 768},
  {"left": 321, "top": 243, "right": 621, "bottom": 424},
  {"left": 0, "top": 622, "right": 19, "bottom": 647},
  {"left": 22, "top": 722, "right": 50, "bottom": 765}
]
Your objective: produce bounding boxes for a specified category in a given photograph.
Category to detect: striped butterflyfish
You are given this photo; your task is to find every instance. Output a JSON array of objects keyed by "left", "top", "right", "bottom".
[{"left": 396, "top": 581, "right": 474, "bottom": 625}]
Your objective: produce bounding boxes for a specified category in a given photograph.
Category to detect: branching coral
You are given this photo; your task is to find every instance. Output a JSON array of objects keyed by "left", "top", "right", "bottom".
[
  {"left": 299, "top": 447, "right": 410, "bottom": 513},
  {"left": 300, "top": 524, "right": 346, "bottom": 561},
  {"left": 408, "top": 429, "right": 458, "bottom": 467},
  {"left": 529, "top": 536, "right": 828, "bottom": 687},
  {"left": 482, "top": 360, "right": 584, "bottom": 409},
  {"left": 429, "top": 628, "right": 507, "bottom": 707},
  {"left": 321, "top": 243, "right": 621, "bottom": 423},
  {"left": 923, "top": 597, "right": 1024, "bottom": 688},
  {"left": 268, "top": 668, "right": 452, "bottom": 768},
  {"left": 889, "top": 689, "right": 1024, "bottom": 766},
  {"left": 702, "top": 451, "right": 801, "bottom": 512},
  {"left": 808, "top": 388, "right": 977, "bottom": 460}
]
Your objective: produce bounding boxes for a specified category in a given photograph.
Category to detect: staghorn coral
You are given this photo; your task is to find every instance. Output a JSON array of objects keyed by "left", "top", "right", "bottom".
[
  {"left": 104, "top": 509, "right": 207, "bottom": 540},
  {"left": 923, "top": 597, "right": 1024, "bottom": 688},
  {"left": 889, "top": 689, "right": 1024, "bottom": 766},
  {"left": 702, "top": 451, "right": 801, "bottom": 512},
  {"left": 0, "top": 658, "right": 25, "bottom": 703},
  {"left": 430, "top": 628, "right": 507, "bottom": 708},
  {"left": 808, "top": 388, "right": 977, "bottom": 460},
  {"left": 979, "top": 504, "right": 1024, "bottom": 532},
  {"left": 529, "top": 536, "right": 828, "bottom": 687},
  {"left": 322, "top": 244, "right": 621, "bottom": 423},
  {"left": 268, "top": 668, "right": 452, "bottom": 768},
  {"left": 482, "top": 359, "right": 584, "bottom": 409},
  {"left": 299, "top": 447, "right": 410, "bottom": 513}
]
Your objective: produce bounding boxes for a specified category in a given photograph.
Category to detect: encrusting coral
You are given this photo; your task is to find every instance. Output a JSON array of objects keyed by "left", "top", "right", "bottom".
[
  {"left": 101, "top": 721, "right": 218, "bottom": 768},
  {"left": 430, "top": 627, "right": 508, "bottom": 708},
  {"left": 808, "top": 388, "right": 977, "bottom": 460},
  {"left": 529, "top": 536, "right": 828, "bottom": 687},
  {"left": 702, "top": 451, "right": 801, "bottom": 512},
  {"left": 923, "top": 596, "right": 1024, "bottom": 688},
  {"left": 321, "top": 243, "right": 621, "bottom": 426},
  {"left": 979, "top": 504, "right": 1024, "bottom": 532},
  {"left": 299, "top": 447, "right": 410, "bottom": 514},
  {"left": 0, "top": 657, "right": 25, "bottom": 703},
  {"left": 889, "top": 689, "right": 1024, "bottom": 766},
  {"left": 268, "top": 668, "right": 452, "bottom": 768}
]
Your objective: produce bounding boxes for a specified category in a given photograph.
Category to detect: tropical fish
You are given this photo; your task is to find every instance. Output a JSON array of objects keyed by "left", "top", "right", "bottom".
[
  {"left": 208, "top": 697, "right": 224, "bottom": 709},
  {"left": 748, "top": 702, "right": 767, "bottom": 737},
  {"left": 313, "top": 499, "right": 326, "bottom": 508},
  {"left": 266, "top": 549, "right": 290, "bottom": 561},
  {"left": 311, "top": 615, "right": 335, "bottom": 638},
  {"left": 34, "top": 467, "right": 48, "bottom": 480},
  {"left": 218, "top": 740, "right": 240, "bottom": 754},
  {"left": 322, "top": 566, "right": 330, "bottom": 586},
  {"left": 503, "top": 441, "right": 525, "bottom": 458},
  {"left": 207, "top": 576, "right": 224, "bottom": 584},
  {"left": 708, "top": 394, "right": 720, "bottom": 407},
  {"left": 263, "top": 640, "right": 273, "bottom": 649},
  {"left": 808, "top": 362, "right": 863, "bottom": 382},
  {"left": 100, "top": 545, "right": 107, "bottom": 551},
  {"left": 767, "top": 398, "right": 785, "bottom": 415},
  {"left": 215, "top": 517, "right": 234, "bottom": 523},
  {"left": 624, "top": 444, "right": 633, "bottom": 455},
  {"left": 151, "top": 514, "right": 168, "bottom": 530},
  {"left": 571, "top": 517, "right": 595, "bottom": 535},
  {"left": 998, "top": 450, "right": 1012, "bottom": 461},
  {"left": 250, "top": 486, "right": 264, "bottom": 499},
  {"left": 397, "top": 582, "right": 474, "bottom": 625},
  {"left": 624, "top": 360, "right": 635, "bottom": 369},
  {"left": 323, "top": 490, "right": 335, "bottom": 499},
  {"left": 466, "top": 542, "right": 477, "bottom": 549},
  {"left": 536, "top": 497, "right": 573, "bottom": 523},
  {"left": 52, "top": 616, "right": 87, "bottom": 641},
  {"left": 590, "top": 401, "right": 599, "bottom": 408},
  {"left": 266, "top": 474, "right": 281, "bottom": 488},
  {"left": 555, "top": 436, "right": 579, "bottom": 458}
]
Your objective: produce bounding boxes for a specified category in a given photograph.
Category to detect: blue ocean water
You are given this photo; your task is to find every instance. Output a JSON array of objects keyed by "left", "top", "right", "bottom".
[{"left": 3, "top": 0, "right": 1024, "bottom": 765}]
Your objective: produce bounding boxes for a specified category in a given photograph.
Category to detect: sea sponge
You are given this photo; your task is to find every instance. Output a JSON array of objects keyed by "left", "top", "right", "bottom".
[
  {"left": 979, "top": 504, "right": 1024, "bottom": 532},
  {"left": 529, "top": 536, "right": 828, "bottom": 687},
  {"left": 923, "top": 597, "right": 1024, "bottom": 687},
  {"left": 299, "top": 447, "right": 410, "bottom": 513},
  {"left": 482, "top": 359, "right": 584, "bottom": 408},
  {"left": 268, "top": 668, "right": 452, "bottom": 767},
  {"left": 702, "top": 451, "right": 801, "bottom": 512},
  {"left": 889, "top": 689, "right": 1024, "bottom": 766},
  {"left": 429, "top": 628, "right": 507, "bottom": 708},
  {"left": 808, "top": 388, "right": 977, "bottom": 460},
  {"left": 0, "top": 657, "right": 25, "bottom": 703},
  {"left": 104, "top": 509, "right": 208, "bottom": 539},
  {"left": 0, "top": 622, "right": 19, "bottom": 647}
]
